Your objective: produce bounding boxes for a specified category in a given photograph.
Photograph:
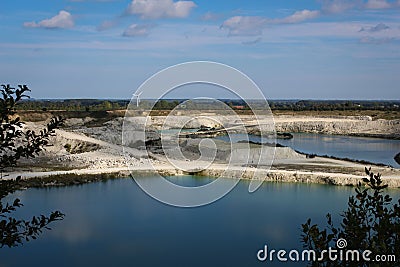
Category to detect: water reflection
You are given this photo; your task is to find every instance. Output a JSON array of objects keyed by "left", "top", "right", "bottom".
[{"left": 2, "top": 178, "right": 400, "bottom": 267}]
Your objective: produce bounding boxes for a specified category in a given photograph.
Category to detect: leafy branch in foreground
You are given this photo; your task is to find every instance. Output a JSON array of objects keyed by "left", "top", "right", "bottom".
[
  {"left": 0, "top": 84, "right": 64, "bottom": 248},
  {"left": 0, "top": 85, "right": 63, "bottom": 173},
  {"left": 0, "top": 196, "right": 64, "bottom": 247},
  {"left": 301, "top": 167, "right": 400, "bottom": 266}
]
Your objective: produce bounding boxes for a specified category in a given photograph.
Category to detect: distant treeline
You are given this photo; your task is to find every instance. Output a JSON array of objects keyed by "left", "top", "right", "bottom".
[
  {"left": 17, "top": 99, "right": 128, "bottom": 111},
  {"left": 270, "top": 100, "right": 400, "bottom": 111},
  {"left": 16, "top": 99, "right": 400, "bottom": 112}
]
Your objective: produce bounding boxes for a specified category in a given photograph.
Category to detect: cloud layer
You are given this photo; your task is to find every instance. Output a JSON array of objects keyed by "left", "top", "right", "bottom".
[
  {"left": 221, "top": 16, "right": 267, "bottom": 36},
  {"left": 274, "top": 10, "right": 320, "bottom": 24},
  {"left": 24, "top": 10, "right": 74, "bottom": 29},
  {"left": 321, "top": 0, "right": 397, "bottom": 13},
  {"left": 320, "top": 0, "right": 360, "bottom": 14},
  {"left": 360, "top": 36, "right": 395, "bottom": 44},
  {"left": 365, "top": 0, "right": 391, "bottom": 9},
  {"left": 97, "top": 20, "right": 119, "bottom": 31},
  {"left": 221, "top": 9, "right": 320, "bottom": 36},
  {"left": 126, "top": 0, "right": 196, "bottom": 19},
  {"left": 360, "top": 23, "right": 390, "bottom": 32},
  {"left": 122, "top": 24, "right": 154, "bottom": 37}
]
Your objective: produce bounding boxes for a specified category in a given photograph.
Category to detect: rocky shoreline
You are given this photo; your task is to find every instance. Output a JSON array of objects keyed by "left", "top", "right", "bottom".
[
  {"left": 4, "top": 164, "right": 400, "bottom": 190},
  {"left": 3, "top": 114, "right": 399, "bottom": 190},
  {"left": 274, "top": 116, "right": 400, "bottom": 139}
]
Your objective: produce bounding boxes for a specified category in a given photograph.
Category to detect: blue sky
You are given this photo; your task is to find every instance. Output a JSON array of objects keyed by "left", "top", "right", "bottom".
[{"left": 1, "top": 0, "right": 399, "bottom": 99}]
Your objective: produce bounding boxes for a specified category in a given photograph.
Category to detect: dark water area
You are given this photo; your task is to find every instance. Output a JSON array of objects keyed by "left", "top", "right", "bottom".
[{"left": 3, "top": 177, "right": 400, "bottom": 266}]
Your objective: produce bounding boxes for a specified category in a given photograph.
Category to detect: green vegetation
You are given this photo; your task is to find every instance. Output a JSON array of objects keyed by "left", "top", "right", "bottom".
[
  {"left": 153, "top": 99, "right": 180, "bottom": 110},
  {"left": 64, "top": 143, "right": 72, "bottom": 152},
  {"left": 271, "top": 100, "right": 400, "bottom": 112},
  {"left": 1, "top": 174, "right": 126, "bottom": 189},
  {"left": 0, "top": 84, "right": 64, "bottom": 248},
  {"left": 16, "top": 99, "right": 400, "bottom": 113},
  {"left": 301, "top": 168, "right": 400, "bottom": 266},
  {"left": 64, "top": 142, "right": 99, "bottom": 154},
  {"left": 15, "top": 99, "right": 400, "bottom": 121},
  {"left": 17, "top": 99, "right": 128, "bottom": 112}
]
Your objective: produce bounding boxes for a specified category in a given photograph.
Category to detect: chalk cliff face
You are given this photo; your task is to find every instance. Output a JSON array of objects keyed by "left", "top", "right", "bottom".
[
  {"left": 64, "top": 115, "right": 400, "bottom": 143},
  {"left": 147, "top": 115, "right": 400, "bottom": 138},
  {"left": 274, "top": 117, "right": 400, "bottom": 139}
]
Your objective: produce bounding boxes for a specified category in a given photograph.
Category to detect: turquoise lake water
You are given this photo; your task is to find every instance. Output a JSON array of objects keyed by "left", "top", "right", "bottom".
[
  {"left": 2, "top": 177, "right": 400, "bottom": 267},
  {"left": 2, "top": 133, "right": 400, "bottom": 266}
]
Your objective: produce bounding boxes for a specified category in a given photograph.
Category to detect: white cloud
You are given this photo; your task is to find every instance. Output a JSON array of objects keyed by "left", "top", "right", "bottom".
[
  {"left": 365, "top": 0, "right": 391, "bottom": 9},
  {"left": 221, "top": 16, "right": 267, "bottom": 36},
  {"left": 126, "top": 0, "right": 196, "bottom": 19},
  {"left": 24, "top": 11, "right": 74, "bottom": 29},
  {"left": 122, "top": 24, "right": 154, "bottom": 37},
  {"left": 4, "top": 21, "right": 400, "bottom": 54},
  {"left": 221, "top": 10, "right": 319, "bottom": 36},
  {"left": 276, "top": 10, "right": 320, "bottom": 24}
]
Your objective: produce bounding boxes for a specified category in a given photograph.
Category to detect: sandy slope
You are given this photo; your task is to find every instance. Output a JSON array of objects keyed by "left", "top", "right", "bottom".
[{"left": 3, "top": 121, "right": 399, "bottom": 187}]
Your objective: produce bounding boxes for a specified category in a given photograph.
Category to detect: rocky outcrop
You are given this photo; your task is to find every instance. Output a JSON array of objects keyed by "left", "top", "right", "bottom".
[
  {"left": 99, "top": 115, "right": 399, "bottom": 139},
  {"left": 274, "top": 117, "right": 400, "bottom": 139},
  {"left": 200, "top": 168, "right": 400, "bottom": 188},
  {"left": 395, "top": 153, "right": 400, "bottom": 165}
]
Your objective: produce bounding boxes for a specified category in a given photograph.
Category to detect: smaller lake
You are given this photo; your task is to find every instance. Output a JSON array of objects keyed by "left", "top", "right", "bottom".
[{"left": 217, "top": 133, "right": 400, "bottom": 168}]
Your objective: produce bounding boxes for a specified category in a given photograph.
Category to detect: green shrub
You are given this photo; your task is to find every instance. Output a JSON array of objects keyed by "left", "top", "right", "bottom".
[{"left": 301, "top": 168, "right": 400, "bottom": 266}]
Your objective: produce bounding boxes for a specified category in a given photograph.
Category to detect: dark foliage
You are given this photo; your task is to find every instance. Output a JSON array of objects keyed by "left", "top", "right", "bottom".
[
  {"left": 301, "top": 167, "right": 400, "bottom": 266},
  {"left": 0, "top": 84, "right": 64, "bottom": 248},
  {"left": 0, "top": 190, "right": 64, "bottom": 248},
  {"left": 270, "top": 100, "right": 400, "bottom": 112},
  {"left": 17, "top": 98, "right": 128, "bottom": 112},
  {"left": 12, "top": 95, "right": 400, "bottom": 113}
]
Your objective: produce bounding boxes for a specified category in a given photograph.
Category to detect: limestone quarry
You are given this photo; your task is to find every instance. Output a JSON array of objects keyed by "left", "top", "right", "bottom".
[{"left": 5, "top": 114, "right": 400, "bottom": 188}]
